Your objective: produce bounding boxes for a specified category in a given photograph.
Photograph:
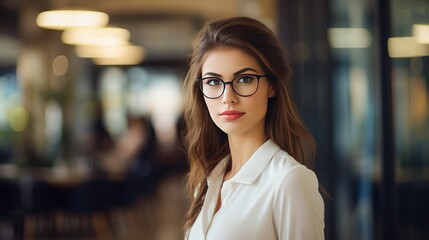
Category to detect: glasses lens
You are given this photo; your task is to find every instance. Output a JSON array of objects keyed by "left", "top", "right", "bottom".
[
  {"left": 232, "top": 75, "right": 259, "bottom": 96},
  {"left": 199, "top": 75, "right": 260, "bottom": 98},
  {"left": 200, "top": 77, "right": 224, "bottom": 98}
]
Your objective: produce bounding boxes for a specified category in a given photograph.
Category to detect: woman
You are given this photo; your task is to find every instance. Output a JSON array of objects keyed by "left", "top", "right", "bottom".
[{"left": 182, "top": 16, "right": 324, "bottom": 239}]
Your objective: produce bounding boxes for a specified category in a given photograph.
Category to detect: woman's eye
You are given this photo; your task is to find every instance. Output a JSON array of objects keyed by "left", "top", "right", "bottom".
[
  {"left": 236, "top": 75, "right": 255, "bottom": 84},
  {"left": 206, "top": 78, "right": 223, "bottom": 86}
]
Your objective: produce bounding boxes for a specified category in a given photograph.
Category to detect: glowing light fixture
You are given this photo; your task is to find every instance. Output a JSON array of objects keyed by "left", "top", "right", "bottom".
[
  {"left": 413, "top": 24, "right": 429, "bottom": 44},
  {"left": 328, "top": 28, "right": 372, "bottom": 48},
  {"left": 93, "top": 54, "right": 144, "bottom": 65},
  {"left": 75, "top": 45, "right": 145, "bottom": 65},
  {"left": 62, "top": 27, "right": 130, "bottom": 46},
  {"left": 388, "top": 37, "right": 429, "bottom": 58},
  {"left": 36, "top": 10, "right": 108, "bottom": 30},
  {"left": 52, "top": 55, "right": 69, "bottom": 76}
]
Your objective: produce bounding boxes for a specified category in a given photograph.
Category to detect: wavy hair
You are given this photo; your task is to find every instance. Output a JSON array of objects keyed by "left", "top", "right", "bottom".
[{"left": 182, "top": 16, "right": 316, "bottom": 230}]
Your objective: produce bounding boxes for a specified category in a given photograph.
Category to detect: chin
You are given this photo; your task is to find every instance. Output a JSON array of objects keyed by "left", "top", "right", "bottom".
[{"left": 217, "top": 126, "right": 248, "bottom": 135}]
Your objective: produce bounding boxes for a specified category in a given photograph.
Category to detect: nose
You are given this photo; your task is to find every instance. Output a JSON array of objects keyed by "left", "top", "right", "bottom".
[{"left": 222, "top": 82, "right": 238, "bottom": 104}]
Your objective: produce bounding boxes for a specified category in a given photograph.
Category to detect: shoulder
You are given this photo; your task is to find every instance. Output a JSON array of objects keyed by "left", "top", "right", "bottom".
[
  {"left": 269, "top": 150, "right": 325, "bottom": 239},
  {"left": 269, "top": 149, "right": 302, "bottom": 171},
  {"left": 265, "top": 149, "right": 315, "bottom": 179},
  {"left": 264, "top": 149, "right": 319, "bottom": 194}
]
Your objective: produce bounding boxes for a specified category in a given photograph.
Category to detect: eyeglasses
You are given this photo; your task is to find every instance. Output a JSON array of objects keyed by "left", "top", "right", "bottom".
[{"left": 196, "top": 74, "right": 269, "bottom": 99}]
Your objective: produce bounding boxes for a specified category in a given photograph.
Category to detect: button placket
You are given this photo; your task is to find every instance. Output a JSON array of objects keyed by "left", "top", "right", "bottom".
[{"left": 202, "top": 177, "right": 224, "bottom": 236}]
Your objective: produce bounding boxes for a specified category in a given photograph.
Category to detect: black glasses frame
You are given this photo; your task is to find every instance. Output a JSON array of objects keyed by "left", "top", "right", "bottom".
[{"left": 196, "top": 74, "right": 269, "bottom": 99}]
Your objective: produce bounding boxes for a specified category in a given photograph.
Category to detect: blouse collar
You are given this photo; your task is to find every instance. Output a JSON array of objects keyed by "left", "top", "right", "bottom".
[{"left": 207, "top": 139, "right": 281, "bottom": 186}]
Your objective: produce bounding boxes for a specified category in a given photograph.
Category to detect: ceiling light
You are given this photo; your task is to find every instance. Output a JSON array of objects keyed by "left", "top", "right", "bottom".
[
  {"left": 328, "top": 28, "right": 372, "bottom": 48},
  {"left": 36, "top": 10, "right": 108, "bottom": 30},
  {"left": 388, "top": 37, "right": 429, "bottom": 58},
  {"left": 413, "top": 24, "right": 429, "bottom": 44},
  {"left": 62, "top": 27, "right": 130, "bottom": 46},
  {"left": 92, "top": 56, "right": 143, "bottom": 65},
  {"left": 75, "top": 45, "right": 145, "bottom": 65},
  {"left": 75, "top": 44, "right": 143, "bottom": 58}
]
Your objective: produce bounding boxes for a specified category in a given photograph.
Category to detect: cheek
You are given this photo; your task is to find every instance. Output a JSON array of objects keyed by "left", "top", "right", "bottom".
[
  {"left": 248, "top": 95, "right": 270, "bottom": 117},
  {"left": 204, "top": 99, "right": 218, "bottom": 119},
  {"left": 253, "top": 100, "right": 269, "bottom": 116}
]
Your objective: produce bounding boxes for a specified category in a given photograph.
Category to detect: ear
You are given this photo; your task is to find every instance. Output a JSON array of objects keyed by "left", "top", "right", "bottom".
[{"left": 268, "top": 84, "right": 276, "bottom": 98}]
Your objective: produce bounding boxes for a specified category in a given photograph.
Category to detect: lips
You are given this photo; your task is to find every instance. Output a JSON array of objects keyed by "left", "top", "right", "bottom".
[{"left": 219, "top": 110, "right": 245, "bottom": 120}]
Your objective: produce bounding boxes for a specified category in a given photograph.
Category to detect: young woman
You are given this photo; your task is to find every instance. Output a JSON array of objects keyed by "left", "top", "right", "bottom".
[{"left": 182, "top": 16, "right": 324, "bottom": 239}]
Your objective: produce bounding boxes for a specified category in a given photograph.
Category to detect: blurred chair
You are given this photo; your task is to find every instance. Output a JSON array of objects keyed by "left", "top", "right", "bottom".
[
  {"left": 22, "top": 176, "right": 114, "bottom": 240},
  {"left": 0, "top": 178, "right": 22, "bottom": 240}
]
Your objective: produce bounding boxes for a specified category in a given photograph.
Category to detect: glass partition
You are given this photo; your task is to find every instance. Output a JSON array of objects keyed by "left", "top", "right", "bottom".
[
  {"left": 391, "top": 0, "right": 429, "bottom": 238},
  {"left": 329, "top": 0, "right": 379, "bottom": 239}
]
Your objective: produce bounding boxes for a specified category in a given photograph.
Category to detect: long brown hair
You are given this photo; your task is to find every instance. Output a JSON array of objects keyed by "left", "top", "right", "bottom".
[{"left": 182, "top": 16, "right": 316, "bottom": 230}]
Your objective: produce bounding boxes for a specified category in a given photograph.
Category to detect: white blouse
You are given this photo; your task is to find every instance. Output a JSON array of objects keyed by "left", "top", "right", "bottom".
[{"left": 186, "top": 139, "right": 324, "bottom": 240}]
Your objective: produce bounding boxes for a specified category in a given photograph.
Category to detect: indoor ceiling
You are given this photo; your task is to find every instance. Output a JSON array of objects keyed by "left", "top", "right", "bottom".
[{"left": 0, "top": 0, "right": 277, "bottom": 65}]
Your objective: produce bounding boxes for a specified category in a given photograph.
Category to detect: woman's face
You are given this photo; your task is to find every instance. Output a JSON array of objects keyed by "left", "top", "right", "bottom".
[{"left": 201, "top": 47, "right": 275, "bottom": 138}]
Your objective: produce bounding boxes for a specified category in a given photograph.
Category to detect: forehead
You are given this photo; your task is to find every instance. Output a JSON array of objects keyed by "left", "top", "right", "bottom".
[{"left": 201, "top": 47, "right": 263, "bottom": 75}]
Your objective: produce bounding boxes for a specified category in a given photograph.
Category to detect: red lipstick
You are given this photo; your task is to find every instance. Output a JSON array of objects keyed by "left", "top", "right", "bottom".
[{"left": 219, "top": 110, "right": 245, "bottom": 120}]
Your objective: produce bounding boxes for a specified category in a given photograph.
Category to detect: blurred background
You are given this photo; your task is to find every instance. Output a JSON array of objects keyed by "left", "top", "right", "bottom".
[{"left": 0, "top": 0, "right": 428, "bottom": 239}]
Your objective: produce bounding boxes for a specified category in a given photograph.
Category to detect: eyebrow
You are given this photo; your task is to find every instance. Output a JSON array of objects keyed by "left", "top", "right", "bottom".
[{"left": 202, "top": 67, "right": 258, "bottom": 78}]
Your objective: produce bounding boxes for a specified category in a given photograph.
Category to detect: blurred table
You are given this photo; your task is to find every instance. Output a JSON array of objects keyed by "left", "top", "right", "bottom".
[{"left": 0, "top": 160, "right": 145, "bottom": 239}]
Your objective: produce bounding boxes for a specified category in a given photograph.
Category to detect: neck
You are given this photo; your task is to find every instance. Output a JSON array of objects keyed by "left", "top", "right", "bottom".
[{"left": 225, "top": 132, "right": 268, "bottom": 181}]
